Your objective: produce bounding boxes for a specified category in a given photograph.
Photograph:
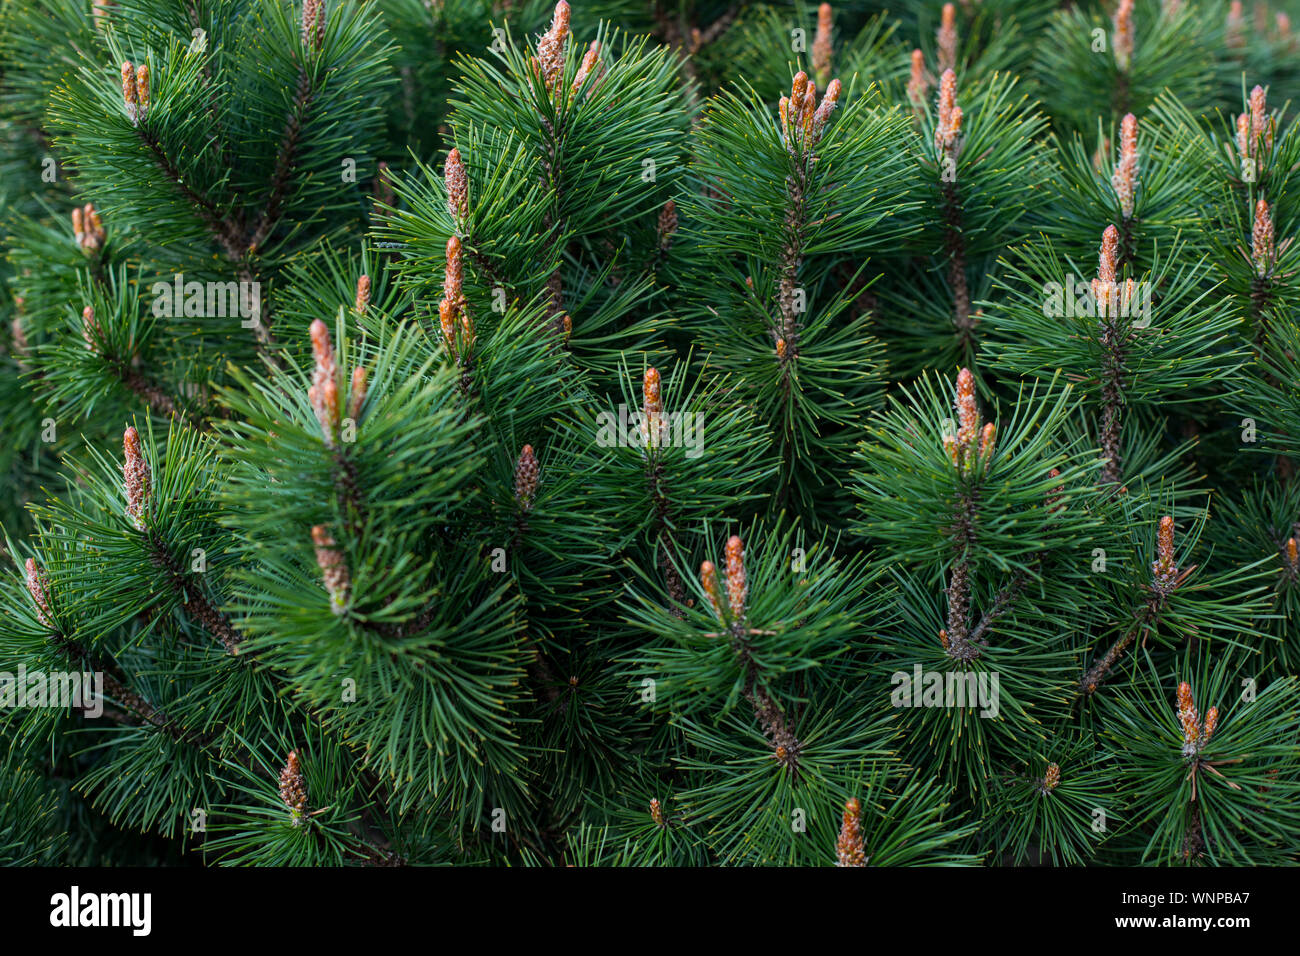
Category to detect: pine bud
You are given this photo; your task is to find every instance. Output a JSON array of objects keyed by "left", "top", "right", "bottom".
[
  {"left": 123, "top": 426, "right": 151, "bottom": 531},
  {"left": 649, "top": 797, "right": 665, "bottom": 827},
  {"left": 1226, "top": 1, "right": 1245, "bottom": 49},
  {"left": 354, "top": 274, "right": 371, "bottom": 315},
  {"left": 302, "top": 0, "right": 325, "bottom": 51},
  {"left": 1152, "top": 515, "right": 1179, "bottom": 592},
  {"left": 1252, "top": 198, "right": 1275, "bottom": 277},
  {"left": 779, "top": 95, "right": 790, "bottom": 135},
  {"left": 835, "top": 797, "right": 867, "bottom": 867},
  {"left": 938, "top": 628, "right": 950, "bottom": 650},
  {"left": 1235, "top": 111, "right": 1251, "bottom": 172},
  {"left": 812, "top": 4, "right": 833, "bottom": 85},
  {"left": 135, "top": 64, "right": 149, "bottom": 121},
  {"left": 445, "top": 148, "right": 468, "bottom": 220},
  {"left": 79, "top": 203, "right": 105, "bottom": 252},
  {"left": 641, "top": 366, "right": 664, "bottom": 451},
  {"left": 1177, "top": 680, "right": 1199, "bottom": 751},
  {"left": 309, "top": 320, "right": 339, "bottom": 446},
  {"left": 514, "top": 444, "right": 540, "bottom": 512},
  {"left": 700, "top": 560, "right": 724, "bottom": 621},
  {"left": 1249, "top": 85, "right": 1272, "bottom": 151},
  {"left": 1046, "top": 468, "right": 1065, "bottom": 513},
  {"left": 1176, "top": 681, "right": 1217, "bottom": 757},
  {"left": 439, "top": 298, "right": 457, "bottom": 356},
  {"left": 907, "top": 49, "right": 929, "bottom": 111},
  {"left": 11, "top": 313, "right": 29, "bottom": 366},
  {"left": 937, "top": 3, "right": 958, "bottom": 74},
  {"left": 72, "top": 206, "right": 84, "bottom": 246},
  {"left": 1279, "top": 13, "right": 1293, "bottom": 45},
  {"left": 311, "top": 525, "right": 350, "bottom": 614},
  {"left": 811, "top": 78, "right": 841, "bottom": 139},
  {"left": 1043, "top": 762, "right": 1061, "bottom": 792},
  {"left": 775, "top": 337, "right": 787, "bottom": 361},
  {"left": 1112, "top": 0, "right": 1134, "bottom": 71},
  {"left": 444, "top": 235, "right": 463, "bottom": 307},
  {"left": 536, "top": 0, "right": 571, "bottom": 95},
  {"left": 935, "top": 69, "right": 961, "bottom": 154},
  {"left": 978, "top": 421, "right": 996, "bottom": 463},
  {"left": 1202, "top": 706, "right": 1218, "bottom": 745},
  {"left": 1286, "top": 537, "right": 1299, "bottom": 573},
  {"left": 278, "top": 750, "right": 308, "bottom": 825},
  {"left": 791, "top": 71, "right": 808, "bottom": 110},
  {"left": 1092, "top": 225, "right": 1120, "bottom": 317},
  {"left": 82, "top": 305, "right": 98, "bottom": 350},
  {"left": 25, "top": 557, "right": 53, "bottom": 628},
  {"left": 657, "top": 199, "right": 678, "bottom": 253},
  {"left": 1112, "top": 113, "right": 1138, "bottom": 220},
  {"left": 725, "top": 535, "right": 747, "bottom": 622},
  {"left": 799, "top": 80, "right": 817, "bottom": 137},
  {"left": 92, "top": 0, "right": 113, "bottom": 32},
  {"left": 955, "top": 366, "right": 978, "bottom": 451},
  {"left": 562, "top": 313, "right": 572, "bottom": 342},
  {"left": 121, "top": 61, "right": 140, "bottom": 125},
  {"left": 347, "top": 366, "right": 367, "bottom": 421},
  {"left": 572, "top": 40, "right": 600, "bottom": 94}
]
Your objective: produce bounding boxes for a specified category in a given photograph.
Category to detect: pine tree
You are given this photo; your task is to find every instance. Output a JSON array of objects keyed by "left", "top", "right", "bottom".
[{"left": 2, "top": 0, "right": 1299, "bottom": 868}]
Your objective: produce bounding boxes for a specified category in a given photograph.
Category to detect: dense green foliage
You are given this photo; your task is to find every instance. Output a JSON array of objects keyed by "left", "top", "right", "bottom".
[{"left": 2, "top": 0, "right": 1299, "bottom": 866}]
